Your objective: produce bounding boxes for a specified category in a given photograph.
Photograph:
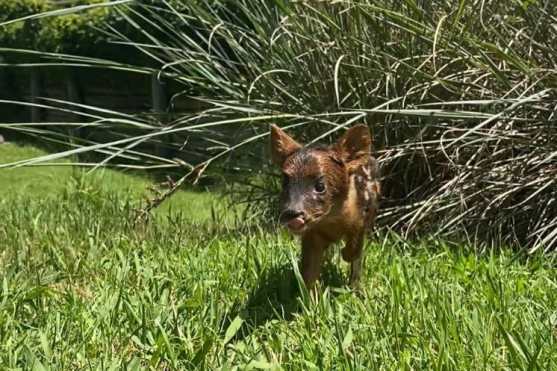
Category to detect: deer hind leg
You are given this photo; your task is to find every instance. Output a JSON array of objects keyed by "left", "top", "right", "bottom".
[{"left": 341, "top": 230, "right": 365, "bottom": 288}]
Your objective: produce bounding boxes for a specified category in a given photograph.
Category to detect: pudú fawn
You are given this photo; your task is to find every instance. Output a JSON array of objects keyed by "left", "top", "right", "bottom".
[{"left": 270, "top": 124, "right": 380, "bottom": 289}]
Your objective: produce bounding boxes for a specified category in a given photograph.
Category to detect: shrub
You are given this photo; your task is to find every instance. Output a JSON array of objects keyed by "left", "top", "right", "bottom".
[
  {"left": 3, "top": 0, "right": 557, "bottom": 251},
  {"left": 0, "top": 0, "right": 135, "bottom": 60},
  {"left": 0, "top": 0, "right": 49, "bottom": 52}
]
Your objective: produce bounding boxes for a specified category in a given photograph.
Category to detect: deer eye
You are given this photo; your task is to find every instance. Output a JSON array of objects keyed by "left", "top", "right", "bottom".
[{"left": 314, "top": 179, "right": 326, "bottom": 193}]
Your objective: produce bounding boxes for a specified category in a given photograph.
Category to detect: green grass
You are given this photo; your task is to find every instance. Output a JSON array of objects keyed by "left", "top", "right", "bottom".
[
  {"left": 0, "top": 143, "right": 226, "bottom": 222},
  {"left": 1, "top": 144, "right": 556, "bottom": 369}
]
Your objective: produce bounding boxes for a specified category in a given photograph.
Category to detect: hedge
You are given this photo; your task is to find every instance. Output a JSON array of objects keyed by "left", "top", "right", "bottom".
[{"left": 0, "top": 0, "right": 136, "bottom": 60}]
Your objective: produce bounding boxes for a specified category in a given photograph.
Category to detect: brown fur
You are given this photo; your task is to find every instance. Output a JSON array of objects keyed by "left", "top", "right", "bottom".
[{"left": 270, "top": 124, "right": 380, "bottom": 288}]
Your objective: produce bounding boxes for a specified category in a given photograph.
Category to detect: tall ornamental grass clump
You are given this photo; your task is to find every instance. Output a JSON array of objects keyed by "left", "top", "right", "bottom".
[{"left": 2, "top": 0, "right": 556, "bottom": 251}]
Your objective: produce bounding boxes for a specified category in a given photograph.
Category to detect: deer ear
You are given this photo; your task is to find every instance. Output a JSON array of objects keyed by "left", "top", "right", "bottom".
[
  {"left": 336, "top": 124, "right": 371, "bottom": 164},
  {"left": 270, "top": 124, "right": 302, "bottom": 166}
]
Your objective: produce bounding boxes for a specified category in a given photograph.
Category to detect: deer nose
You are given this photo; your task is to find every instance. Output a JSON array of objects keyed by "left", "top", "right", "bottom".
[
  {"left": 281, "top": 209, "right": 305, "bottom": 223},
  {"left": 281, "top": 209, "right": 306, "bottom": 233}
]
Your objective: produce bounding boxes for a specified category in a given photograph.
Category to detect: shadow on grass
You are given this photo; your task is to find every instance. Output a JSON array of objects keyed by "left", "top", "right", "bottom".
[{"left": 226, "top": 259, "right": 346, "bottom": 343}]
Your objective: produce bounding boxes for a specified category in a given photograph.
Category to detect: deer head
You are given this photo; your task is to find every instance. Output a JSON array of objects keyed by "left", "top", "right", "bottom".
[{"left": 270, "top": 124, "right": 371, "bottom": 234}]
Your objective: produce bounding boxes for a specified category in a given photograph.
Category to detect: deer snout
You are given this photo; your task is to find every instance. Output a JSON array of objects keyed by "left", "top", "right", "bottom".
[
  {"left": 281, "top": 209, "right": 305, "bottom": 222},
  {"left": 280, "top": 209, "right": 306, "bottom": 233}
]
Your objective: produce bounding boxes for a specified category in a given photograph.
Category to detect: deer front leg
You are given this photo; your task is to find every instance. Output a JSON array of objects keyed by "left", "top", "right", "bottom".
[
  {"left": 341, "top": 230, "right": 365, "bottom": 288},
  {"left": 301, "top": 233, "right": 328, "bottom": 288}
]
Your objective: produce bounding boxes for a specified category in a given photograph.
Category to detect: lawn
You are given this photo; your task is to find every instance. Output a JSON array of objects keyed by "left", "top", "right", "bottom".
[
  {"left": 0, "top": 143, "right": 225, "bottom": 222},
  {"left": 1, "top": 143, "right": 556, "bottom": 369}
]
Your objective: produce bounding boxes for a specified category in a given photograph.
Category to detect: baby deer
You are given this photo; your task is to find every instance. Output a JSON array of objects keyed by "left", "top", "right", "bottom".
[{"left": 270, "top": 124, "right": 380, "bottom": 289}]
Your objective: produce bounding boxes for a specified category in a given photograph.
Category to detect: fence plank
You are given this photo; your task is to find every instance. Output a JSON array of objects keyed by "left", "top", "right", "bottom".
[
  {"left": 66, "top": 68, "right": 86, "bottom": 137},
  {"left": 151, "top": 72, "right": 175, "bottom": 159},
  {"left": 151, "top": 73, "right": 167, "bottom": 113},
  {"left": 30, "top": 67, "right": 44, "bottom": 123}
]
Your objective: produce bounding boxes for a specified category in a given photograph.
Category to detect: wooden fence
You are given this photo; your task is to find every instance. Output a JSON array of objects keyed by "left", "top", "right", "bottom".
[
  {"left": 0, "top": 66, "right": 220, "bottom": 166},
  {"left": 0, "top": 66, "right": 200, "bottom": 124}
]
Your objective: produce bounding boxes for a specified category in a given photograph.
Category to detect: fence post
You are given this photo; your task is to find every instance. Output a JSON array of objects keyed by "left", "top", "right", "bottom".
[
  {"left": 0, "top": 57, "right": 5, "bottom": 128},
  {"left": 151, "top": 72, "right": 173, "bottom": 158},
  {"left": 151, "top": 72, "right": 167, "bottom": 114},
  {"left": 0, "top": 56, "right": 5, "bottom": 96},
  {"left": 30, "top": 67, "right": 44, "bottom": 123},
  {"left": 66, "top": 68, "right": 85, "bottom": 137}
]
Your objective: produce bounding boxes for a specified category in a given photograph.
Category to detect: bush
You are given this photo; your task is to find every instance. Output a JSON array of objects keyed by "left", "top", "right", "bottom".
[
  {"left": 124, "top": 0, "right": 556, "bottom": 251},
  {"left": 4, "top": 0, "right": 557, "bottom": 251},
  {"left": 0, "top": 0, "right": 136, "bottom": 60},
  {"left": 0, "top": 0, "right": 49, "bottom": 52}
]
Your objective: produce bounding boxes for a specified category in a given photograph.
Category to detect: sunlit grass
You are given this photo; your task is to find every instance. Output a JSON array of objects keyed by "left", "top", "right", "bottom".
[
  {"left": 0, "top": 143, "right": 224, "bottom": 222},
  {"left": 0, "top": 144, "right": 556, "bottom": 369}
]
